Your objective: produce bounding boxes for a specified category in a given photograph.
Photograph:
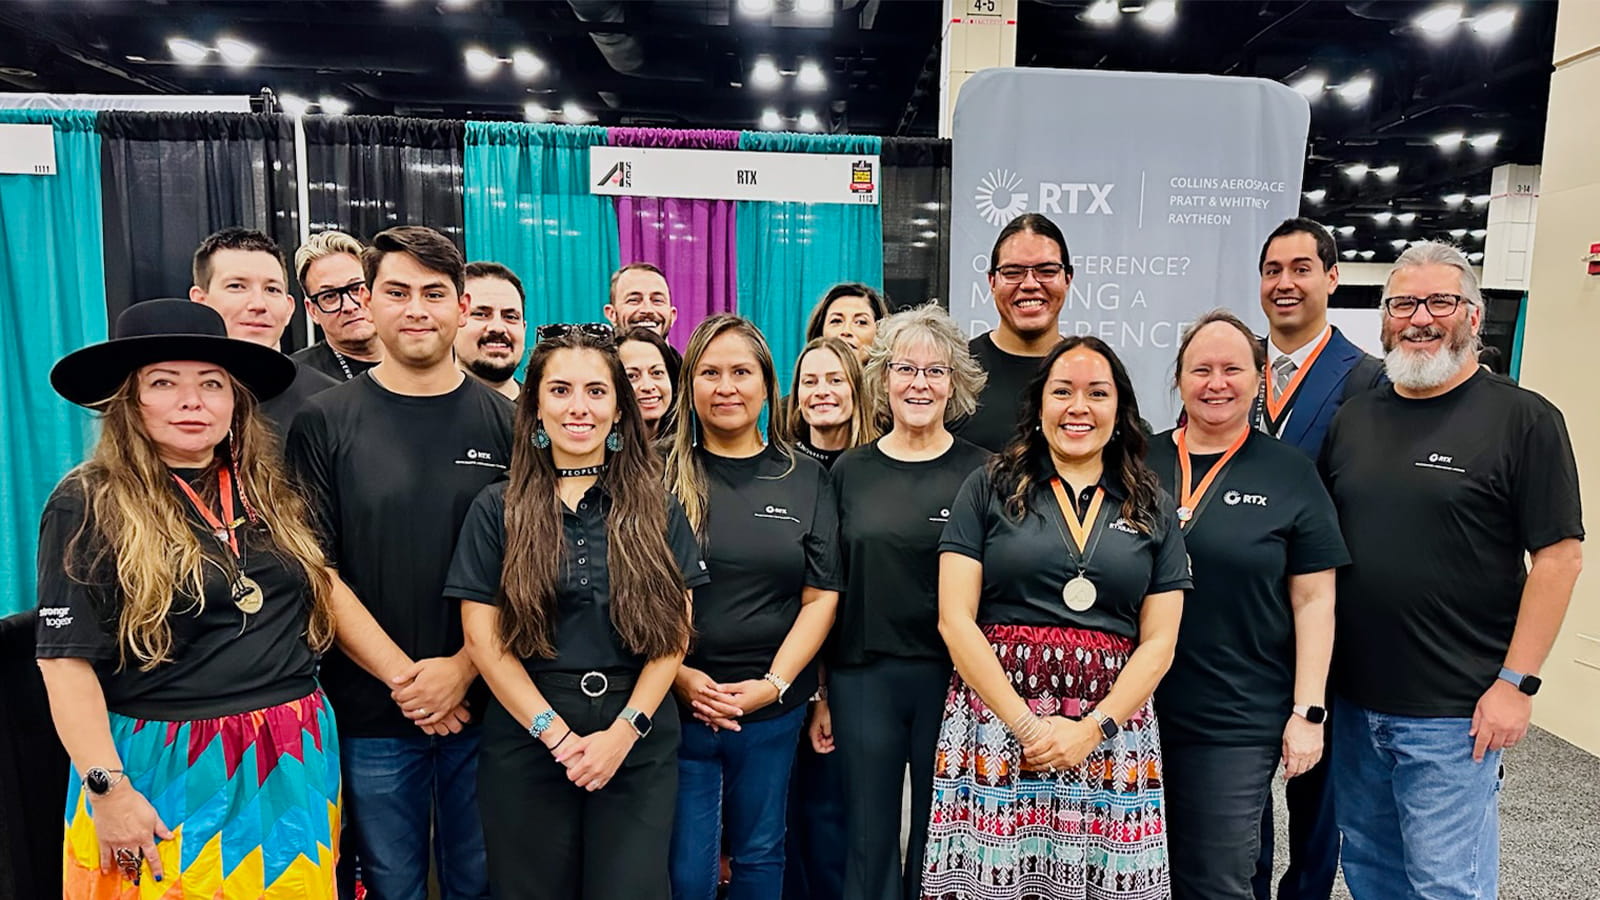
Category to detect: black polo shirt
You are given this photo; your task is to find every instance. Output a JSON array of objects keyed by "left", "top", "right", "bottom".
[
  {"left": 939, "top": 467, "right": 1191, "bottom": 638},
  {"left": 1147, "top": 429, "right": 1349, "bottom": 745},
  {"left": 1323, "top": 371, "right": 1584, "bottom": 717},
  {"left": 34, "top": 471, "right": 318, "bottom": 721},
  {"left": 260, "top": 359, "right": 338, "bottom": 439},
  {"left": 292, "top": 341, "right": 380, "bottom": 383},
  {"left": 444, "top": 481, "right": 709, "bottom": 673},
  {"left": 287, "top": 372, "right": 514, "bottom": 738},
  {"left": 684, "top": 444, "right": 842, "bottom": 723},
  {"left": 952, "top": 332, "right": 1047, "bottom": 453},
  {"left": 832, "top": 438, "right": 991, "bottom": 666}
]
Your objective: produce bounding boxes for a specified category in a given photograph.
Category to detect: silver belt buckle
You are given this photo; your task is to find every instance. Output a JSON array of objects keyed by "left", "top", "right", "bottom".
[{"left": 580, "top": 671, "right": 609, "bottom": 698}]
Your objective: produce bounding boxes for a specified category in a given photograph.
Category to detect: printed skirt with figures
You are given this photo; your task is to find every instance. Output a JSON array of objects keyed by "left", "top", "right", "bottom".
[
  {"left": 62, "top": 690, "right": 341, "bottom": 900},
  {"left": 921, "top": 625, "right": 1169, "bottom": 900}
]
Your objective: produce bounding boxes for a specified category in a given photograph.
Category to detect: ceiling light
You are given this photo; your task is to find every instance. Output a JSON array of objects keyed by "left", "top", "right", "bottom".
[
  {"left": 1470, "top": 7, "right": 1516, "bottom": 37},
  {"left": 1343, "top": 163, "right": 1369, "bottom": 178},
  {"left": 167, "top": 37, "right": 209, "bottom": 64},
  {"left": 1291, "top": 73, "right": 1326, "bottom": 99},
  {"left": 1303, "top": 188, "right": 1326, "bottom": 203},
  {"left": 751, "top": 57, "right": 780, "bottom": 89},
  {"left": 1335, "top": 75, "right": 1373, "bottom": 105},
  {"left": 440, "top": 0, "right": 475, "bottom": 7},
  {"left": 796, "top": 60, "right": 826, "bottom": 91},
  {"left": 1469, "top": 193, "right": 1491, "bottom": 206},
  {"left": 464, "top": 47, "right": 499, "bottom": 78},
  {"left": 1373, "top": 212, "right": 1393, "bottom": 224},
  {"left": 523, "top": 103, "right": 549, "bottom": 122},
  {"left": 1443, "top": 193, "right": 1466, "bottom": 206},
  {"left": 797, "top": 110, "right": 821, "bottom": 131},
  {"left": 737, "top": 0, "right": 774, "bottom": 14},
  {"left": 562, "top": 101, "right": 595, "bottom": 124},
  {"left": 1360, "top": 250, "right": 1375, "bottom": 260},
  {"left": 759, "top": 109, "right": 782, "bottom": 130},
  {"left": 1469, "top": 132, "right": 1500, "bottom": 150},
  {"left": 1337, "top": 225, "right": 1356, "bottom": 236},
  {"left": 318, "top": 95, "right": 350, "bottom": 116},
  {"left": 1391, "top": 239, "right": 1410, "bottom": 249},
  {"left": 214, "top": 38, "right": 258, "bottom": 67},
  {"left": 1470, "top": 228, "right": 1488, "bottom": 238},
  {"left": 1433, "top": 131, "right": 1465, "bottom": 148},
  {"left": 1415, "top": 4, "right": 1463, "bottom": 36},
  {"left": 1083, "top": 0, "right": 1118, "bottom": 24},
  {"left": 1396, "top": 212, "right": 1417, "bottom": 225},
  {"left": 1449, "top": 228, "right": 1468, "bottom": 238},
  {"left": 1468, "top": 251, "right": 1485, "bottom": 262},
  {"left": 1374, "top": 164, "right": 1400, "bottom": 179},
  {"left": 795, "top": 0, "right": 830, "bottom": 16},
  {"left": 1139, "top": 0, "right": 1177, "bottom": 28},
  {"left": 1342, "top": 250, "right": 1358, "bottom": 260},
  {"left": 279, "top": 94, "right": 311, "bottom": 117},
  {"left": 125, "top": 55, "right": 147, "bottom": 62},
  {"left": 910, "top": 241, "right": 929, "bottom": 249},
  {"left": 512, "top": 50, "right": 544, "bottom": 80}
]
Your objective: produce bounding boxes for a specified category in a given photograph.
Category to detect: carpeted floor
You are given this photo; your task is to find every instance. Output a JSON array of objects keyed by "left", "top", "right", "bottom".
[{"left": 1265, "top": 724, "right": 1600, "bottom": 900}]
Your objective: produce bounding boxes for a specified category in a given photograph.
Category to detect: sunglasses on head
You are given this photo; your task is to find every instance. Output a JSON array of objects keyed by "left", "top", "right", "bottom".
[{"left": 535, "top": 322, "right": 616, "bottom": 346}]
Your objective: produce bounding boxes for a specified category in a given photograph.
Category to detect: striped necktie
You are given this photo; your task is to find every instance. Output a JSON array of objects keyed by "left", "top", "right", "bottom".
[{"left": 1273, "top": 354, "right": 1297, "bottom": 394}]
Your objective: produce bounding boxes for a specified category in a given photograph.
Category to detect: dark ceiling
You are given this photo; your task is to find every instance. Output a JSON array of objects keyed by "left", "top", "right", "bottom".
[{"left": 0, "top": 0, "right": 1557, "bottom": 263}]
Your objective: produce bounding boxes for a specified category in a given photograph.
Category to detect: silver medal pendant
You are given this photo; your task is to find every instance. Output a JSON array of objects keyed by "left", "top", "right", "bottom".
[
  {"left": 233, "top": 575, "right": 264, "bottom": 615},
  {"left": 1062, "top": 575, "right": 1097, "bottom": 612}
]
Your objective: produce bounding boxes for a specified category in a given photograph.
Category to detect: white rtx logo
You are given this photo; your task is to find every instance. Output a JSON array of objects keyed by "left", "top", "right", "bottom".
[
  {"left": 974, "top": 169, "right": 1115, "bottom": 226},
  {"left": 1428, "top": 453, "right": 1453, "bottom": 464},
  {"left": 1224, "top": 490, "right": 1268, "bottom": 507},
  {"left": 975, "top": 169, "right": 1028, "bottom": 227}
]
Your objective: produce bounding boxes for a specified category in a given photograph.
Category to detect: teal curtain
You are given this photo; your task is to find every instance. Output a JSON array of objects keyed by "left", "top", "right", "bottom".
[
  {"left": 736, "top": 132, "right": 884, "bottom": 391},
  {"left": 0, "top": 110, "right": 106, "bottom": 616},
  {"left": 1509, "top": 292, "right": 1527, "bottom": 381},
  {"left": 464, "top": 123, "right": 620, "bottom": 347}
]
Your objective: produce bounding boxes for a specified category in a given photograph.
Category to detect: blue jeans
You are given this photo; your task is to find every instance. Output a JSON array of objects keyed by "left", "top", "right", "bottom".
[
  {"left": 671, "top": 705, "right": 807, "bottom": 900},
  {"left": 1332, "top": 699, "right": 1502, "bottom": 900},
  {"left": 342, "top": 730, "right": 490, "bottom": 900}
]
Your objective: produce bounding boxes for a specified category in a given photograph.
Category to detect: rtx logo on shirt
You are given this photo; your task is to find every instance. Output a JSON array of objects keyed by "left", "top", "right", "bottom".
[
  {"left": 755, "top": 504, "right": 799, "bottom": 524},
  {"left": 1415, "top": 452, "right": 1465, "bottom": 474},
  {"left": 455, "top": 448, "right": 508, "bottom": 470},
  {"left": 1223, "top": 490, "right": 1268, "bottom": 507},
  {"left": 928, "top": 507, "right": 952, "bottom": 524},
  {"left": 1109, "top": 518, "right": 1140, "bottom": 535}
]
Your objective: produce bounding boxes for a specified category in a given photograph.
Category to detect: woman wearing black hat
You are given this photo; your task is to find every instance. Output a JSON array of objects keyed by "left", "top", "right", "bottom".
[{"left": 36, "top": 300, "right": 403, "bottom": 896}]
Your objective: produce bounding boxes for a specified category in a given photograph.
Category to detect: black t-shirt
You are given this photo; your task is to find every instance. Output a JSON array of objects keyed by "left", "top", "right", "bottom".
[
  {"left": 291, "top": 342, "right": 380, "bottom": 383},
  {"left": 1147, "top": 430, "right": 1349, "bottom": 745},
  {"left": 952, "top": 332, "right": 1048, "bottom": 453},
  {"left": 260, "top": 360, "right": 339, "bottom": 440},
  {"left": 1323, "top": 371, "right": 1584, "bottom": 717},
  {"left": 287, "top": 372, "right": 515, "bottom": 737},
  {"left": 939, "top": 467, "right": 1191, "bottom": 638},
  {"left": 445, "top": 481, "right": 709, "bottom": 673},
  {"left": 794, "top": 437, "right": 844, "bottom": 471},
  {"left": 684, "top": 445, "right": 842, "bottom": 723},
  {"left": 832, "top": 438, "right": 991, "bottom": 666},
  {"left": 34, "top": 471, "right": 318, "bottom": 721}
]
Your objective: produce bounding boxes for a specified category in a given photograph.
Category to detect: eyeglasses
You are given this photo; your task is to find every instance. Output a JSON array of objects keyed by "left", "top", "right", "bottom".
[
  {"left": 887, "top": 362, "right": 952, "bottom": 382},
  {"left": 992, "top": 263, "right": 1067, "bottom": 284},
  {"left": 1382, "top": 293, "right": 1466, "bottom": 319},
  {"left": 307, "top": 280, "right": 369, "bottom": 314},
  {"left": 535, "top": 322, "right": 616, "bottom": 345}
]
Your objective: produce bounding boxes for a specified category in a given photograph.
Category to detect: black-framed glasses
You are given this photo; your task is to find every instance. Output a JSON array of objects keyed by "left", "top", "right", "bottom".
[
  {"left": 992, "top": 262, "right": 1068, "bottom": 284},
  {"left": 535, "top": 322, "right": 616, "bottom": 345},
  {"left": 1382, "top": 293, "right": 1466, "bottom": 319},
  {"left": 307, "top": 280, "right": 369, "bottom": 314},
  {"left": 887, "top": 362, "right": 953, "bottom": 382}
]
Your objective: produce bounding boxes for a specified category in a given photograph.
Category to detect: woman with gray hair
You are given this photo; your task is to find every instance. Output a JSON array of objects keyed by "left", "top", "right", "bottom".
[{"left": 824, "top": 303, "right": 991, "bottom": 900}]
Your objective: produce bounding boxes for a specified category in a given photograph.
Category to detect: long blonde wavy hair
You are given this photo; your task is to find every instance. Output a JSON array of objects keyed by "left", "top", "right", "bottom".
[{"left": 66, "top": 372, "right": 334, "bottom": 670}]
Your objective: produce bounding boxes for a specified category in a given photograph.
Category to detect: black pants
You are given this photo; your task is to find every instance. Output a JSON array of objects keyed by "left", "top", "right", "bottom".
[
  {"left": 1164, "top": 742, "right": 1279, "bottom": 900},
  {"left": 830, "top": 657, "right": 950, "bottom": 900},
  {"left": 1253, "top": 721, "right": 1338, "bottom": 900},
  {"left": 477, "top": 676, "right": 680, "bottom": 900}
]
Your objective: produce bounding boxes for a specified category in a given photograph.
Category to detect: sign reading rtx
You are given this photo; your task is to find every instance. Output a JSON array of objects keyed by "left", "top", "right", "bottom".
[{"left": 589, "top": 146, "right": 879, "bottom": 205}]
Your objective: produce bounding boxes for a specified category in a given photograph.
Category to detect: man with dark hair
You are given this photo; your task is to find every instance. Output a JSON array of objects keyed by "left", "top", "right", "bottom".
[
  {"left": 1251, "top": 216, "right": 1386, "bottom": 900},
  {"left": 189, "top": 226, "right": 338, "bottom": 435},
  {"left": 604, "top": 261, "right": 676, "bottom": 336},
  {"left": 456, "top": 261, "right": 526, "bottom": 401},
  {"left": 292, "top": 230, "right": 384, "bottom": 382},
  {"left": 289, "top": 225, "right": 507, "bottom": 900}
]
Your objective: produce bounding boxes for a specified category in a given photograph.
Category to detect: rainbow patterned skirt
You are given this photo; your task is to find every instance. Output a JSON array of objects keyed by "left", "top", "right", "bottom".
[{"left": 62, "top": 689, "right": 340, "bottom": 900}]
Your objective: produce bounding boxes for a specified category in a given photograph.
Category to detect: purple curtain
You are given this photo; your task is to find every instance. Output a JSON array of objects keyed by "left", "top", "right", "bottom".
[{"left": 609, "top": 128, "right": 741, "bottom": 348}]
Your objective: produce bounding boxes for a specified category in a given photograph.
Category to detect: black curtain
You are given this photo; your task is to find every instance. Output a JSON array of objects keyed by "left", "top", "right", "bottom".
[
  {"left": 302, "top": 116, "right": 465, "bottom": 248},
  {"left": 0, "top": 612, "right": 68, "bottom": 900},
  {"left": 880, "top": 137, "right": 952, "bottom": 311},
  {"left": 98, "top": 112, "right": 300, "bottom": 333}
]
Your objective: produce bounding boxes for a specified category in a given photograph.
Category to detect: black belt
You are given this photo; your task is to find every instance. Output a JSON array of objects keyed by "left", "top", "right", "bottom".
[{"left": 535, "top": 669, "right": 637, "bottom": 698}]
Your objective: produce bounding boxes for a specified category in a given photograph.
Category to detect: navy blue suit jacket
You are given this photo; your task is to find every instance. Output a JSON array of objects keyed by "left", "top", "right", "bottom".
[{"left": 1254, "top": 326, "right": 1387, "bottom": 460}]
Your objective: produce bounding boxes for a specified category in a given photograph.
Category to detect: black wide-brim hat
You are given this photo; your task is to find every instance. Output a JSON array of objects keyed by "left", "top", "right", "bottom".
[{"left": 50, "top": 299, "right": 297, "bottom": 407}]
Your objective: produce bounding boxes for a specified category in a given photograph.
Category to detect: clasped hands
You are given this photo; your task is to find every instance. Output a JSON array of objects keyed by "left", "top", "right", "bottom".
[
  {"left": 539, "top": 715, "right": 639, "bottom": 792},
  {"left": 390, "top": 654, "right": 474, "bottom": 735},
  {"left": 1016, "top": 715, "right": 1105, "bottom": 773},
  {"left": 673, "top": 665, "right": 779, "bottom": 732}
]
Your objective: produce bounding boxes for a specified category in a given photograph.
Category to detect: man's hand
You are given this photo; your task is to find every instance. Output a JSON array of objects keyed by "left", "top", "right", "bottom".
[
  {"left": 391, "top": 655, "right": 474, "bottom": 727},
  {"left": 1470, "top": 679, "right": 1531, "bottom": 763}
]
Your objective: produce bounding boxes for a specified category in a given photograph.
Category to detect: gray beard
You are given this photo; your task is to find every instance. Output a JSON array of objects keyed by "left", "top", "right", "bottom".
[{"left": 1384, "top": 340, "right": 1471, "bottom": 391}]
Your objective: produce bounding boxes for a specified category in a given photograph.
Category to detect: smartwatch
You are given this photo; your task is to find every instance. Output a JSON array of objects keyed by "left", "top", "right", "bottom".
[
  {"left": 1087, "top": 710, "right": 1119, "bottom": 741},
  {"left": 1498, "top": 667, "right": 1542, "bottom": 696},
  {"left": 83, "top": 767, "right": 125, "bottom": 797},
  {"left": 1293, "top": 704, "right": 1328, "bottom": 725},
  {"left": 619, "top": 706, "right": 653, "bottom": 738}
]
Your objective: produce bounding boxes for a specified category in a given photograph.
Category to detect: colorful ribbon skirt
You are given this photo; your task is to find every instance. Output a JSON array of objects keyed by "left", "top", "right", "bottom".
[
  {"left": 922, "top": 625, "right": 1170, "bottom": 900},
  {"left": 63, "top": 689, "right": 340, "bottom": 900}
]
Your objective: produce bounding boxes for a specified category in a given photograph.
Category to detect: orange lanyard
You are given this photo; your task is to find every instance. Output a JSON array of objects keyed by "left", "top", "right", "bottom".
[
  {"left": 1175, "top": 426, "right": 1249, "bottom": 528},
  {"left": 1264, "top": 329, "right": 1332, "bottom": 422},
  {"left": 171, "top": 467, "right": 243, "bottom": 558},
  {"left": 1048, "top": 480, "right": 1104, "bottom": 553}
]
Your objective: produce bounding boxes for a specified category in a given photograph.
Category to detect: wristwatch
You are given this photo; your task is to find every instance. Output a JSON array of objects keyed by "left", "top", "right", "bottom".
[
  {"left": 1498, "top": 667, "right": 1542, "bottom": 696},
  {"left": 1087, "top": 709, "right": 1119, "bottom": 741},
  {"left": 83, "top": 767, "right": 125, "bottom": 797},
  {"left": 1293, "top": 704, "right": 1328, "bottom": 725},
  {"left": 618, "top": 706, "right": 653, "bottom": 738},
  {"left": 763, "top": 671, "right": 792, "bottom": 703}
]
